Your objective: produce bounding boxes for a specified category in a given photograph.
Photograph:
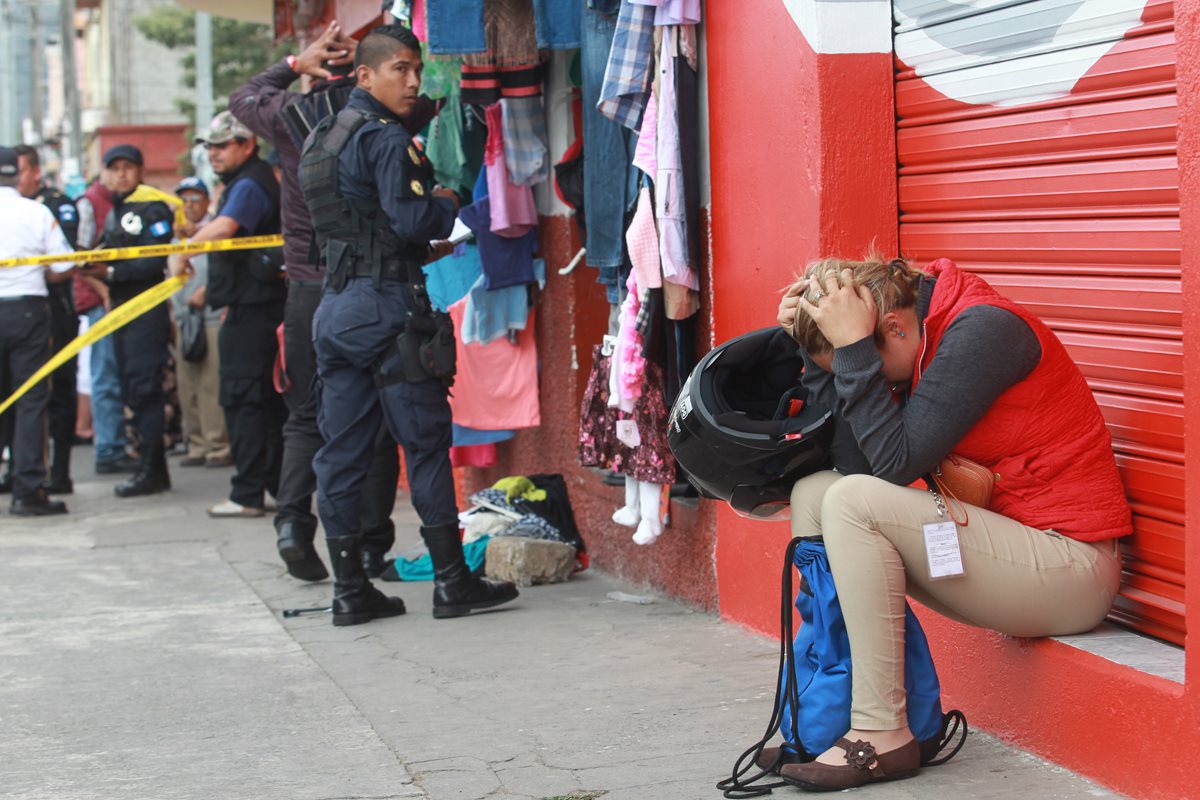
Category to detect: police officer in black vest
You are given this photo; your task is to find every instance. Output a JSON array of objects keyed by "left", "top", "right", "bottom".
[
  {"left": 14, "top": 145, "right": 80, "bottom": 495},
  {"left": 79, "top": 145, "right": 174, "bottom": 498},
  {"left": 299, "top": 23, "right": 518, "bottom": 626},
  {"left": 174, "top": 112, "right": 286, "bottom": 518}
]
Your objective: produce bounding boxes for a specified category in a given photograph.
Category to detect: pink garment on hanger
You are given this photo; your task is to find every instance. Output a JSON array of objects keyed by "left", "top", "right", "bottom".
[
  {"left": 413, "top": 0, "right": 427, "bottom": 40},
  {"left": 633, "top": 91, "right": 658, "bottom": 177},
  {"left": 608, "top": 273, "right": 646, "bottom": 412},
  {"left": 655, "top": 32, "right": 698, "bottom": 291},
  {"left": 448, "top": 301, "right": 541, "bottom": 429},
  {"left": 626, "top": 187, "right": 662, "bottom": 290},
  {"left": 485, "top": 103, "right": 538, "bottom": 236}
]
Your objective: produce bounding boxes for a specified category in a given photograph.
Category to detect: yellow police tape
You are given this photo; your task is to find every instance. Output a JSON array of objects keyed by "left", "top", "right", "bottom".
[
  {"left": 0, "top": 234, "right": 284, "bottom": 269},
  {"left": 0, "top": 275, "right": 190, "bottom": 417},
  {"left": 0, "top": 234, "right": 285, "bottom": 416}
]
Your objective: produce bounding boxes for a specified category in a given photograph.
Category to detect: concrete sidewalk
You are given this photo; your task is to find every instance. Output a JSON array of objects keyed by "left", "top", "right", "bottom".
[{"left": 0, "top": 450, "right": 1124, "bottom": 800}]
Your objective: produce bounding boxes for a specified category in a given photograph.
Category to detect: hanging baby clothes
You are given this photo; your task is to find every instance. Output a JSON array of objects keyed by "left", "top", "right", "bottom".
[
  {"left": 484, "top": 104, "right": 539, "bottom": 235},
  {"left": 459, "top": 192, "right": 538, "bottom": 289},
  {"left": 448, "top": 301, "right": 541, "bottom": 430},
  {"left": 462, "top": 258, "right": 545, "bottom": 344},
  {"left": 632, "top": 91, "right": 658, "bottom": 177},
  {"left": 608, "top": 272, "right": 647, "bottom": 412},
  {"left": 578, "top": 345, "right": 676, "bottom": 485},
  {"left": 597, "top": 0, "right": 656, "bottom": 130},
  {"left": 412, "top": 0, "right": 426, "bottom": 39},
  {"left": 501, "top": 97, "right": 550, "bottom": 186},
  {"left": 655, "top": 29, "right": 698, "bottom": 292},
  {"left": 423, "top": 242, "right": 483, "bottom": 312},
  {"left": 630, "top": 0, "right": 701, "bottom": 25},
  {"left": 626, "top": 186, "right": 662, "bottom": 290},
  {"left": 426, "top": 75, "right": 470, "bottom": 195}
]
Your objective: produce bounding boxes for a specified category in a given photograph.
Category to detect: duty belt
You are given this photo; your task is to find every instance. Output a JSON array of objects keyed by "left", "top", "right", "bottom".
[{"left": 347, "top": 259, "right": 423, "bottom": 283}]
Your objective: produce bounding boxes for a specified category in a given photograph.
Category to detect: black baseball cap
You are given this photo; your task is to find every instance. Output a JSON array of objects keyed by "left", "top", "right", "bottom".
[
  {"left": 0, "top": 146, "right": 17, "bottom": 177},
  {"left": 103, "top": 144, "right": 144, "bottom": 167}
]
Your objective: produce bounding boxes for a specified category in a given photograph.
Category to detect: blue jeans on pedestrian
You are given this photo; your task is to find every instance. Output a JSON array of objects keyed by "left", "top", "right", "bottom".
[{"left": 86, "top": 306, "right": 127, "bottom": 464}]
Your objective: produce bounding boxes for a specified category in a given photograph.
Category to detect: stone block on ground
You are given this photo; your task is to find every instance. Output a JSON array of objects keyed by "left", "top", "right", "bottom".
[{"left": 485, "top": 536, "right": 576, "bottom": 587}]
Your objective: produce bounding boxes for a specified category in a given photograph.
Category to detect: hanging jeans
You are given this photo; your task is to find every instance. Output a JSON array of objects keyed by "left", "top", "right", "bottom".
[
  {"left": 428, "top": 0, "right": 582, "bottom": 54},
  {"left": 426, "top": 0, "right": 486, "bottom": 54},
  {"left": 533, "top": 0, "right": 581, "bottom": 48},
  {"left": 582, "top": 7, "right": 638, "bottom": 279}
]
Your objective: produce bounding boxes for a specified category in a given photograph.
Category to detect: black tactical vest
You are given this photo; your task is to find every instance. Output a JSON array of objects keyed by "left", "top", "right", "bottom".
[
  {"left": 35, "top": 187, "right": 80, "bottom": 249},
  {"left": 207, "top": 155, "right": 285, "bottom": 309},
  {"left": 299, "top": 107, "right": 428, "bottom": 291}
]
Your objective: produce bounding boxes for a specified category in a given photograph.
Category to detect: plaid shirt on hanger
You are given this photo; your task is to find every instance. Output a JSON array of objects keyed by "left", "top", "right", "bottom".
[{"left": 597, "top": 1, "right": 656, "bottom": 130}]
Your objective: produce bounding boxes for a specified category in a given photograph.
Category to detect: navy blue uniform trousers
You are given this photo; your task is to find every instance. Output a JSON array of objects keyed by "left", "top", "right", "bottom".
[
  {"left": 275, "top": 279, "right": 400, "bottom": 554},
  {"left": 313, "top": 278, "right": 456, "bottom": 540},
  {"left": 113, "top": 302, "right": 169, "bottom": 454}
]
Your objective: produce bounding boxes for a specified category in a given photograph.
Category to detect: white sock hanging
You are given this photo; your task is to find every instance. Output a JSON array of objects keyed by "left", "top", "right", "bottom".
[
  {"left": 612, "top": 475, "right": 640, "bottom": 527},
  {"left": 632, "top": 480, "right": 664, "bottom": 545}
]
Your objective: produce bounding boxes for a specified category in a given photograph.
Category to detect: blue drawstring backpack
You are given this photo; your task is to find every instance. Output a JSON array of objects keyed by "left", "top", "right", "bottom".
[{"left": 718, "top": 537, "right": 967, "bottom": 797}]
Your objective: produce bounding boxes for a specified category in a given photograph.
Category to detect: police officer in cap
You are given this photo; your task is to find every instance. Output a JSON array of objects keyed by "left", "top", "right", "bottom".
[
  {"left": 14, "top": 145, "right": 80, "bottom": 494},
  {"left": 299, "top": 23, "right": 518, "bottom": 626},
  {"left": 78, "top": 144, "right": 175, "bottom": 497},
  {"left": 172, "top": 112, "right": 286, "bottom": 518}
]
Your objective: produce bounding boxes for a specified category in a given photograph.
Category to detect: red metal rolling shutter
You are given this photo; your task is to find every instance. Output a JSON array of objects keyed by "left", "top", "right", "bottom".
[{"left": 893, "top": 0, "right": 1184, "bottom": 643}]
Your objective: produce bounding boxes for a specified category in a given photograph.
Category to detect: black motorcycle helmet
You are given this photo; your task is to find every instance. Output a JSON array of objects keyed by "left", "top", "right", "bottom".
[{"left": 667, "top": 327, "right": 833, "bottom": 520}]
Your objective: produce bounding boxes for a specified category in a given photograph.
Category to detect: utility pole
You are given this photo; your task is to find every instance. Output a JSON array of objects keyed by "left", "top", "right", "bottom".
[
  {"left": 60, "top": 0, "right": 83, "bottom": 181},
  {"left": 30, "top": 3, "right": 44, "bottom": 144},
  {"left": 192, "top": 11, "right": 216, "bottom": 184}
]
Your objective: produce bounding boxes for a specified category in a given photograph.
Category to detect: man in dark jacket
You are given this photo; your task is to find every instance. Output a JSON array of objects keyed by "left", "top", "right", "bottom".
[
  {"left": 228, "top": 21, "right": 437, "bottom": 581},
  {"left": 173, "top": 112, "right": 286, "bottom": 518},
  {"left": 78, "top": 145, "right": 175, "bottom": 497}
]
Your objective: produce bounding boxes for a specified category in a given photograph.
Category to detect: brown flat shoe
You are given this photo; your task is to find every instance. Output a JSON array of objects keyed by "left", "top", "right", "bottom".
[
  {"left": 780, "top": 737, "right": 920, "bottom": 792},
  {"left": 755, "top": 745, "right": 808, "bottom": 773}
]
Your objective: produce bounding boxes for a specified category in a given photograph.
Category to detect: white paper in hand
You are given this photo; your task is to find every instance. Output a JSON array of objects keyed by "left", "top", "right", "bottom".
[{"left": 448, "top": 217, "right": 474, "bottom": 245}]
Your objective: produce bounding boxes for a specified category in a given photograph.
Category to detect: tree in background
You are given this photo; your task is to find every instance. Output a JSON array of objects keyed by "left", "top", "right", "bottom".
[{"left": 134, "top": 7, "right": 293, "bottom": 171}]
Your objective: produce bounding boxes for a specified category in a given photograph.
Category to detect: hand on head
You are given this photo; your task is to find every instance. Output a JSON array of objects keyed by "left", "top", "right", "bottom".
[
  {"left": 797, "top": 267, "right": 878, "bottom": 349},
  {"left": 295, "top": 21, "right": 358, "bottom": 79}
]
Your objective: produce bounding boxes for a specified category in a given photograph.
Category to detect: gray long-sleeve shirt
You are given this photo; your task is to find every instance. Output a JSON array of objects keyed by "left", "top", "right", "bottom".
[{"left": 800, "top": 279, "right": 1043, "bottom": 484}]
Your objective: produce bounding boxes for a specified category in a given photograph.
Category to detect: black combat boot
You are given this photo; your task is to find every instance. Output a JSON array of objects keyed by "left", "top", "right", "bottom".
[
  {"left": 328, "top": 536, "right": 406, "bottom": 626},
  {"left": 43, "top": 435, "right": 74, "bottom": 495},
  {"left": 361, "top": 548, "right": 392, "bottom": 579},
  {"left": 276, "top": 520, "right": 329, "bottom": 582},
  {"left": 421, "top": 523, "right": 519, "bottom": 619},
  {"left": 114, "top": 442, "right": 171, "bottom": 498}
]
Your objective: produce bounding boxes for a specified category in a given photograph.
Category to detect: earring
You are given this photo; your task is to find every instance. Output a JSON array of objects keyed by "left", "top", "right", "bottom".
[{"left": 898, "top": 331, "right": 906, "bottom": 338}]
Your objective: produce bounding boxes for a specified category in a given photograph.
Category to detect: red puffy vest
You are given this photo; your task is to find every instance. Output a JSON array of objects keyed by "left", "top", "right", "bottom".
[{"left": 914, "top": 259, "right": 1131, "bottom": 542}]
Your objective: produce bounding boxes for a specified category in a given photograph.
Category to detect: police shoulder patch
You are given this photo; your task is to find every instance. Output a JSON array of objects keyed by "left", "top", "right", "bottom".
[
  {"left": 58, "top": 206, "right": 76, "bottom": 221},
  {"left": 149, "top": 220, "right": 171, "bottom": 237}
]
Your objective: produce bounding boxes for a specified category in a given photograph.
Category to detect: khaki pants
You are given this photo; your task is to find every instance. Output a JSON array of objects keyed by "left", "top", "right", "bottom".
[
  {"left": 791, "top": 471, "right": 1121, "bottom": 730},
  {"left": 176, "top": 324, "right": 229, "bottom": 460}
]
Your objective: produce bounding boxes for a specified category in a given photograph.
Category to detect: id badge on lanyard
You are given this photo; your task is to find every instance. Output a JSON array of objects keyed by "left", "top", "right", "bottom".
[{"left": 924, "top": 487, "right": 965, "bottom": 580}]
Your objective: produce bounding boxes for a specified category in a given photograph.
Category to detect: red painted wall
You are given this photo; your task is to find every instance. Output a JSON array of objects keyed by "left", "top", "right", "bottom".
[{"left": 706, "top": 0, "right": 898, "bottom": 633}]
